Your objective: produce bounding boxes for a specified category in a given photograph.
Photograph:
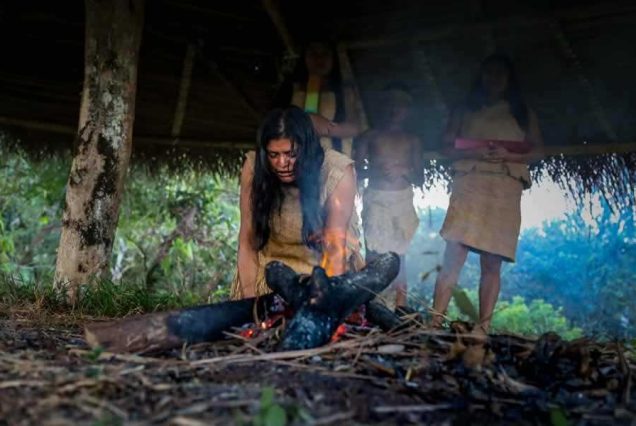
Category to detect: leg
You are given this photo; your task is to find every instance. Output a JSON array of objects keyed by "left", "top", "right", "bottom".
[
  {"left": 431, "top": 241, "right": 469, "bottom": 327},
  {"left": 394, "top": 254, "right": 407, "bottom": 308},
  {"left": 478, "top": 252, "right": 503, "bottom": 331}
]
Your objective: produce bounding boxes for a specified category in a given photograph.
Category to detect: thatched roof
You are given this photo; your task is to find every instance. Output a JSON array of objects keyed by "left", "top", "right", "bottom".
[{"left": 1, "top": 0, "right": 635, "bottom": 201}]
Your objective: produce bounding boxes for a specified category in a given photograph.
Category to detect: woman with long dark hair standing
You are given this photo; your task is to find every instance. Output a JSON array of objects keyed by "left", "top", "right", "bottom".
[
  {"left": 431, "top": 54, "right": 544, "bottom": 332},
  {"left": 274, "top": 41, "right": 363, "bottom": 157},
  {"left": 231, "top": 106, "right": 363, "bottom": 299}
]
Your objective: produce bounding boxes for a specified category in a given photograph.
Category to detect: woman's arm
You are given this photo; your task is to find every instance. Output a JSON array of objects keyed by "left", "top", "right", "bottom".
[
  {"left": 310, "top": 87, "right": 363, "bottom": 139},
  {"left": 501, "top": 109, "right": 545, "bottom": 164},
  {"left": 237, "top": 158, "right": 259, "bottom": 298},
  {"left": 441, "top": 107, "right": 491, "bottom": 161},
  {"left": 328, "top": 121, "right": 362, "bottom": 139},
  {"left": 309, "top": 114, "right": 361, "bottom": 139},
  {"left": 322, "top": 164, "right": 356, "bottom": 276}
]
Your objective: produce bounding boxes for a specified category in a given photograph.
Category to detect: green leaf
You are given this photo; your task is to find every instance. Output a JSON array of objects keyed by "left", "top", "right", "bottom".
[
  {"left": 451, "top": 287, "right": 479, "bottom": 322},
  {"left": 549, "top": 407, "right": 569, "bottom": 426},
  {"left": 264, "top": 405, "right": 287, "bottom": 426},
  {"left": 260, "top": 387, "right": 274, "bottom": 408}
]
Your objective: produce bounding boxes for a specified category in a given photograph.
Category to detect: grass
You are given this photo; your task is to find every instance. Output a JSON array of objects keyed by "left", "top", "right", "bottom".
[{"left": 0, "top": 272, "right": 210, "bottom": 319}]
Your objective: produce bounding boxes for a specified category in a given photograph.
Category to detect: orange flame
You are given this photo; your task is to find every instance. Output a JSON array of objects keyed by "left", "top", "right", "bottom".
[
  {"left": 330, "top": 323, "right": 348, "bottom": 343},
  {"left": 240, "top": 328, "right": 256, "bottom": 339},
  {"left": 320, "top": 229, "right": 359, "bottom": 277}
]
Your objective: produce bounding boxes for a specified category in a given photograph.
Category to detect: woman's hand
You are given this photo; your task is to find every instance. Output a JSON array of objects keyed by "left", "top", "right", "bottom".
[
  {"left": 309, "top": 113, "right": 335, "bottom": 136},
  {"left": 482, "top": 144, "right": 508, "bottom": 162}
]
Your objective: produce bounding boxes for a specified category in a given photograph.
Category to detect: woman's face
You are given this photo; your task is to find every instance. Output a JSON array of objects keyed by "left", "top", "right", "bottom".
[
  {"left": 481, "top": 61, "right": 510, "bottom": 97},
  {"left": 305, "top": 43, "right": 334, "bottom": 77},
  {"left": 266, "top": 138, "right": 297, "bottom": 183}
]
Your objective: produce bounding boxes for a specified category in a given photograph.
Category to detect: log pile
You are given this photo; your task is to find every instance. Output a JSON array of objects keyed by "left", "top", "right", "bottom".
[{"left": 85, "top": 252, "right": 401, "bottom": 353}]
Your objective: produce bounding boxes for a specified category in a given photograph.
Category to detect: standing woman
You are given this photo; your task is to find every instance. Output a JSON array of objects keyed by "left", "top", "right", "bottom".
[
  {"left": 231, "top": 106, "right": 363, "bottom": 299},
  {"left": 431, "top": 54, "right": 544, "bottom": 332},
  {"left": 274, "top": 41, "right": 362, "bottom": 157}
]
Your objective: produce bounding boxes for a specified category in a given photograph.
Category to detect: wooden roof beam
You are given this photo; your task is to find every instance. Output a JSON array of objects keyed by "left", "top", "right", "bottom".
[
  {"left": 170, "top": 43, "right": 196, "bottom": 139},
  {"left": 0, "top": 116, "right": 253, "bottom": 150},
  {"left": 262, "top": 0, "right": 297, "bottom": 57},
  {"left": 344, "top": 2, "right": 636, "bottom": 50},
  {"left": 2, "top": 116, "right": 633, "bottom": 157}
]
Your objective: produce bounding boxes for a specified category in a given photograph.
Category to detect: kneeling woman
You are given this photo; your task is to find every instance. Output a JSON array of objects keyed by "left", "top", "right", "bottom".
[{"left": 231, "top": 106, "right": 363, "bottom": 299}]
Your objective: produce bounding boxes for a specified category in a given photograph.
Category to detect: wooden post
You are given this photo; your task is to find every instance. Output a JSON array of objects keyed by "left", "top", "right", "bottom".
[
  {"left": 262, "top": 0, "right": 298, "bottom": 77},
  {"left": 54, "top": 0, "right": 145, "bottom": 299}
]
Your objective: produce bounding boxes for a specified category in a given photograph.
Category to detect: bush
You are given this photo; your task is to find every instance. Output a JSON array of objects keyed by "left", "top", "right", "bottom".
[
  {"left": 446, "top": 289, "right": 583, "bottom": 339},
  {"left": 0, "top": 142, "right": 239, "bottom": 313}
]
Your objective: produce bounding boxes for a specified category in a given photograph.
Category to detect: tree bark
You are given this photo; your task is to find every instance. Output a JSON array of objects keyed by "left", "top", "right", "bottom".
[
  {"left": 85, "top": 295, "right": 275, "bottom": 354},
  {"left": 54, "top": 0, "right": 144, "bottom": 299},
  {"left": 84, "top": 253, "right": 401, "bottom": 354}
]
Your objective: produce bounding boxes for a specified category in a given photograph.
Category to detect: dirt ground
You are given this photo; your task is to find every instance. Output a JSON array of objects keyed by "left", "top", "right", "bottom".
[{"left": 1, "top": 314, "right": 635, "bottom": 426}]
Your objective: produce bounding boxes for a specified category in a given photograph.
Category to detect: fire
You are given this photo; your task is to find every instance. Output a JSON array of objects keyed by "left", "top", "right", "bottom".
[
  {"left": 239, "top": 310, "right": 292, "bottom": 339},
  {"left": 331, "top": 323, "right": 348, "bottom": 343},
  {"left": 320, "top": 228, "right": 357, "bottom": 277},
  {"left": 239, "top": 328, "right": 256, "bottom": 339}
]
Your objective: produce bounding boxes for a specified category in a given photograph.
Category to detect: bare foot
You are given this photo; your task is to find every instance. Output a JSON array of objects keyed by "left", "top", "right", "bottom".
[
  {"left": 429, "top": 310, "right": 445, "bottom": 329},
  {"left": 469, "top": 323, "right": 488, "bottom": 345}
]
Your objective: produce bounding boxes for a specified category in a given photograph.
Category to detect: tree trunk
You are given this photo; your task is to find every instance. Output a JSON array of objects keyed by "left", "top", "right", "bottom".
[{"left": 54, "top": 0, "right": 144, "bottom": 299}]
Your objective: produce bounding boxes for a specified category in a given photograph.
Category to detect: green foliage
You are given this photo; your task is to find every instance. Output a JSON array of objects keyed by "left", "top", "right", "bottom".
[
  {"left": 0, "top": 143, "right": 238, "bottom": 314},
  {"left": 407, "top": 201, "right": 636, "bottom": 338},
  {"left": 447, "top": 289, "right": 583, "bottom": 339},
  {"left": 550, "top": 407, "right": 570, "bottom": 426},
  {"left": 253, "top": 387, "right": 288, "bottom": 426},
  {"left": 451, "top": 287, "right": 479, "bottom": 322},
  {"left": 507, "top": 200, "right": 636, "bottom": 338},
  {"left": 0, "top": 272, "right": 206, "bottom": 317}
]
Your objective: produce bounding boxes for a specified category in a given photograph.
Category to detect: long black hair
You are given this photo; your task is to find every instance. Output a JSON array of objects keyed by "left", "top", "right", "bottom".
[
  {"left": 466, "top": 54, "right": 529, "bottom": 131},
  {"left": 273, "top": 40, "right": 346, "bottom": 151},
  {"left": 251, "top": 106, "right": 325, "bottom": 251}
]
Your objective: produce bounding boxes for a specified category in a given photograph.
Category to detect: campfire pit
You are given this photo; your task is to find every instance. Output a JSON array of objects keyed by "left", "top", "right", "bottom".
[{"left": 85, "top": 252, "right": 401, "bottom": 353}]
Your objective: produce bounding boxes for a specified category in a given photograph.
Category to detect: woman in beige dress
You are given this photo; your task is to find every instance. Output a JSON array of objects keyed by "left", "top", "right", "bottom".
[
  {"left": 274, "top": 41, "right": 362, "bottom": 157},
  {"left": 231, "top": 106, "right": 363, "bottom": 299},
  {"left": 432, "top": 54, "right": 544, "bottom": 332}
]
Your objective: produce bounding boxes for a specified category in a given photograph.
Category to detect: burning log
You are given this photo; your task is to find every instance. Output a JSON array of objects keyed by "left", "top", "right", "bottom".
[
  {"left": 266, "top": 252, "right": 400, "bottom": 350},
  {"left": 365, "top": 300, "right": 403, "bottom": 331},
  {"left": 85, "top": 252, "right": 400, "bottom": 354},
  {"left": 85, "top": 296, "right": 275, "bottom": 353}
]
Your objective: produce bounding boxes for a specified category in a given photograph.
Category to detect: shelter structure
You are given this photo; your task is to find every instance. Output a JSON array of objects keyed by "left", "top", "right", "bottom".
[{"left": 1, "top": 0, "right": 634, "bottom": 288}]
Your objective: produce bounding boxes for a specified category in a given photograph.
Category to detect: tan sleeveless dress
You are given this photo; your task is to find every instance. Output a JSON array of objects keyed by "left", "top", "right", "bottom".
[
  {"left": 440, "top": 101, "right": 531, "bottom": 262},
  {"left": 291, "top": 84, "right": 355, "bottom": 158},
  {"left": 230, "top": 149, "right": 364, "bottom": 299}
]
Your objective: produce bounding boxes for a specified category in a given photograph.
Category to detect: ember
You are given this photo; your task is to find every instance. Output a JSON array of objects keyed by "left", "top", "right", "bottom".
[{"left": 331, "top": 324, "right": 348, "bottom": 343}]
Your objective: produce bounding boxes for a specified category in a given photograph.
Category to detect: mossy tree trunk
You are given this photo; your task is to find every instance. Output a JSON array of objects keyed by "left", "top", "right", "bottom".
[{"left": 54, "top": 0, "right": 144, "bottom": 299}]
